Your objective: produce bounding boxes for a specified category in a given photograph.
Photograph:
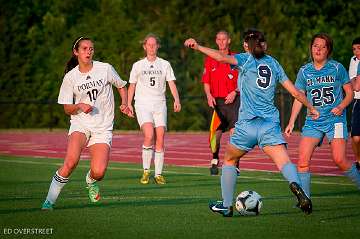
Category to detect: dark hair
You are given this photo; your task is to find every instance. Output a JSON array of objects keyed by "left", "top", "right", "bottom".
[
  {"left": 310, "top": 33, "right": 333, "bottom": 61},
  {"left": 352, "top": 37, "right": 360, "bottom": 46},
  {"left": 243, "top": 28, "right": 266, "bottom": 59},
  {"left": 64, "top": 36, "right": 92, "bottom": 74}
]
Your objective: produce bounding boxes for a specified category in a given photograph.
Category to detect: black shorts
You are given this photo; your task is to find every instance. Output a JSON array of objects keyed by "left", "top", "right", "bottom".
[
  {"left": 351, "top": 99, "right": 360, "bottom": 136},
  {"left": 214, "top": 95, "right": 240, "bottom": 132}
]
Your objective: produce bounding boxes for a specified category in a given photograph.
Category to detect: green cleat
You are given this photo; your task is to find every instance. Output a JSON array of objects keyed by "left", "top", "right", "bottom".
[
  {"left": 87, "top": 183, "right": 101, "bottom": 203},
  {"left": 41, "top": 200, "right": 54, "bottom": 210}
]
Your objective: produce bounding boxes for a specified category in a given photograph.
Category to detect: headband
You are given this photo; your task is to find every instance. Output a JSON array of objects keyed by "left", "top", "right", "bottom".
[{"left": 73, "top": 37, "right": 84, "bottom": 50}]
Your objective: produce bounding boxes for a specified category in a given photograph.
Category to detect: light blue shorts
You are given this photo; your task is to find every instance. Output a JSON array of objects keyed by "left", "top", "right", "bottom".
[
  {"left": 230, "top": 117, "right": 286, "bottom": 151},
  {"left": 302, "top": 120, "right": 348, "bottom": 144}
]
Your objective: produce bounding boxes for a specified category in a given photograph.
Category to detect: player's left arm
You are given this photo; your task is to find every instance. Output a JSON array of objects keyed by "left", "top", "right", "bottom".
[
  {"left": 168, "top": 80, "right": 181, "bottom": 112},
  {"left": 331, "top": 83, "right": 353, "bottom": 116},
  {"left": 351, "top": 75, "right": 360, "bottom": 91},
  {"left": 116, "top": 86, "right": 129, "bottom": 114},
  {"left": 281, "top": 79, "right": 319, "bottom": 120}
]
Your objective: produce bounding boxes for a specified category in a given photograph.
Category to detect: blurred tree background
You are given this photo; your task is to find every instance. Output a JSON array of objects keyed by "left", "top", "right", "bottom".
[{"left": 0, "top": 0, "right": 359, "bottom": 131}]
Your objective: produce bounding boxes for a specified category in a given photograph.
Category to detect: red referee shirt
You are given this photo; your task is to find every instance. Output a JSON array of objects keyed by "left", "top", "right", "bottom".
[{"left": 201, "top": 51, "right": 239, "bottom": 98}]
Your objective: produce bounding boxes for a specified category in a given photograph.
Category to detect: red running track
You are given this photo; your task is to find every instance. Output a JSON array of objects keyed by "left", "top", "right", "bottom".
[{"left": 0, "top": 131, "right": 356, "bottom": 176}]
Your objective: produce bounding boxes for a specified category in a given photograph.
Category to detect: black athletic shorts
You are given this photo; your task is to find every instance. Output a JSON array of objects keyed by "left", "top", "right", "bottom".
[
  {"left": 214, "top": 95, "right": 240, "bottom": 132},
  {"left": 351, "top": 99, "right": 360, "bottom": 136}
]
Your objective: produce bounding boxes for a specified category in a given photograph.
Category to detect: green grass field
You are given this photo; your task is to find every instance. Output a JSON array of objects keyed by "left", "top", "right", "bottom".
[{"left": 1, "top": 155, "right": 359, "bottom": 238}]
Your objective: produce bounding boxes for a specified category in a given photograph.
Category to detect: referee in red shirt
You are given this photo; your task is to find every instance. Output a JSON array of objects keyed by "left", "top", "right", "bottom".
[{"left": 202, "top": 30, "right": 240, "bottom": 175}]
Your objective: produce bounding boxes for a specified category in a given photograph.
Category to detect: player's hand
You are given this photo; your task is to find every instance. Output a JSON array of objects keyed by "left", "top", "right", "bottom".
[
  {"left": 331, "top": 105, "right": 344, "bottom": 116},
  {"left": 78, "top": 103, "right": 93, "bottom": 114},
  {"left": 225, "top": 91, "right": 236, "bottom": 104},
  {"left": 184, "top": 38, "right": 199, "bottom": 50},
  {"left": 119, "top": 104, "right": 129, "bottom": 115},
  {"left": 284, "top": 123, "right": 294, "bottom": 137},
  {"left": 206, "top": 94, "right": 216, "bottom": 108},
  {"left": 126, "top": 104, "right": 135, "bottom": 118},
  {"left": 174, "top": 100, "right": 181, "bottom": 112},
  {"left": 308, "top": 107, "right": 320, "bottom": 120}
]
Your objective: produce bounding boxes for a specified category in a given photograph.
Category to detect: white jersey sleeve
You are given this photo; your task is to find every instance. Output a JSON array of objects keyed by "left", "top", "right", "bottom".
[
  {"left": 58, "top": 73, "right": 75, "bottom": 104},
  {"left": 129, "top": 61, "right": 140, "bottom": 84},
  {"left": 165, "top": 61, "right": 176, "bottom": 82},
  {"left": 349, "top": 56, "right": 359, "bottom": 79},
  {"left": 107, "top": 64, "right": 127, "bottom": 88}
]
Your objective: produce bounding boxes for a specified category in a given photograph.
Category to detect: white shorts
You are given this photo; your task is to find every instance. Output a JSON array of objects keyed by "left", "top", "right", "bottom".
[
  {"left": 68, "top": 124, "right": 113, "bottom": 147},
  {"left": 135, "top": 101, "right": 167, "bottom": 128}
]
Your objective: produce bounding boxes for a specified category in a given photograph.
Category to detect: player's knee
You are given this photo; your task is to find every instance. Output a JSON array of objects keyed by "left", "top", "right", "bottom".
[
  {"left": 223, "top": 156, "right": 237, "bottom": 166},
  {"left": 352, "top": 136, "right": 360, "bottom": 144},
  {"left": 91, "top": 168, "right": 106, "bottom": 181},
  {"left": 143, "top": 135, "right": 153, "bottom": 145},
  {"left": 332, "top": 155, "right": 350, "bottom": 171}
]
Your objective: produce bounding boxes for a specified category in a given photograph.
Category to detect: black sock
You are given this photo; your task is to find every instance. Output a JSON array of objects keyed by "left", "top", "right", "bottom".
[{"left": 212, "top": 148, "right": 220, "bottom": 160}]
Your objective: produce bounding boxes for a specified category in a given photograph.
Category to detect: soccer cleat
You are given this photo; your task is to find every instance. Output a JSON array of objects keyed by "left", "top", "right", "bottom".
[
  {"left": 209, "top": 200, "right": 233, "bottom": 217},
  {"left": 289, "top": 182, "right": 312, "bottom": 215},
  {"left": 87, "top": 182, "right": 101, "bottom": 203},
  {"left": 41, "top": 200, "right": 54, "bottom": 210},
  {"left": 140, "top": 170, "right": 151, "bottom": 184},
  {"left": 154, "top": 175, "right": 166, "bottom": 185},
  {"left": 210, "top": 164, "right": 219, "bottom": 175}
]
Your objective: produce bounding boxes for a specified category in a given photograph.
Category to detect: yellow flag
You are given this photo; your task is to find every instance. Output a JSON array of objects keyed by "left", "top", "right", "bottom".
[{"left": 209, "top": 110, "right": 221, "bottom": 153}]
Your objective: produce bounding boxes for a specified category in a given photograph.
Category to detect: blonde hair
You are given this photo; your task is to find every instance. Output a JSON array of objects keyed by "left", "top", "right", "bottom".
[{"left": 142, "top": 33, "right": 161, "bottom": 47}]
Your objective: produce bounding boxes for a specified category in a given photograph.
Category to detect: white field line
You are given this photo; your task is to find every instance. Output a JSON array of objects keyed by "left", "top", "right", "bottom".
[{"left": 0, "top": 158, "right": 353, "bottom": 186}]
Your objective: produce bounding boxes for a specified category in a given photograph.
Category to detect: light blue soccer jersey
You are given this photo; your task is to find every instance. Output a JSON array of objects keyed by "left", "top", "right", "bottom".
[
  {"left": 295, "top": 59, "right": 350, "bottom": 126},
  {"left": 358, "top": 61, "right": 360, "bottom": 75},
  {"left": 234, "top": 53, "right": 288, "bottom": 122}
]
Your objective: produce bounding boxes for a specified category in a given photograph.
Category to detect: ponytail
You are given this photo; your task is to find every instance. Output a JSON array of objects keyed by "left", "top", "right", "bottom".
[{"left": 64, "top": 56, "right": 79, "bottom": 74}]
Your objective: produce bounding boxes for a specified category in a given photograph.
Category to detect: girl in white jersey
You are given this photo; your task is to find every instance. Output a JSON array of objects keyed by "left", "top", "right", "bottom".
[
  {"left": 41, "top": 37, "right": 129, "bottom": 210},
  {"left": 127, "top": 34, "right": 181, "bottom": 185}
]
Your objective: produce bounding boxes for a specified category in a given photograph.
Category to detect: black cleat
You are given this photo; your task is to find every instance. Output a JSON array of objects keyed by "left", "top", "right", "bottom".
[
  {"left": 290, "top": 182, "right": 312, "bottom": 215},
  {"left": 209, "top": 200, "right": 233, "bottom": 217},
  {"left": 210, "top": 164, "right": 219, "bottom": 175}
]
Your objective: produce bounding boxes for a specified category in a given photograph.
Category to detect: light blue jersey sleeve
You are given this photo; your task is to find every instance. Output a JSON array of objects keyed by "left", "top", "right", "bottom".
[
  {"left": 272, "top": 58, "right": 288, "bottom": 83},
  {"left": 357, "top": 61, "right": 360, "bottom": 76},
  {"left": 294, "top": 67, "right": 307, "bottom": 90},
  {"left": 233, "top": 53, "right": 251, "bottom": 68}
]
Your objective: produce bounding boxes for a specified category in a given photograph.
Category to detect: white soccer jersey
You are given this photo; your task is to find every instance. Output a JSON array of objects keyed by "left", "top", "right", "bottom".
[
  {"left": 129, "top": 57, "right": 176, "bottom": 104},
  {"left": 58, "top": 61, "right": 127, "bottom": 132},
  {"left": 349, "top": 56, "right": 359, "bottom": 79}
]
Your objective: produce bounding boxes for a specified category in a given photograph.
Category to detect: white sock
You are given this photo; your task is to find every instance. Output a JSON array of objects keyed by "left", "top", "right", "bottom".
[
  {"left": 154, "top": 151, "right": 164, "bottom": 176},
  {"left": 86, "top": 170, "right": 97, "bottom": 186},
  {"left": 45, "top": 171, "right": 68, "bottom": 204},
  {"left": 142, "top": 145, "right": 153, "bottom": 170}
]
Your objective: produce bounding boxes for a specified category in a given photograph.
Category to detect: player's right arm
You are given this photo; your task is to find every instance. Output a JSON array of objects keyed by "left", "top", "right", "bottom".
[
  {"left": 204, "top": 83, "right": 215, "bottom": 108},
  {"left": 63, "top": 103, "right": 93, "bottom": 115},
  {"left": 281, "top": 80, "right": 319, "bottom": 120},
  {"left": 58, "top": 74, "right": 93, "bottom": 115},
  {"left": 184, "top": 38, "right": 238, "bottom": 65},
  {"left": 127, "top": 83, "right": 136, "bottom": 118},
  {"left": 284, "top": 98, "right": 303, "bottom": 137}
]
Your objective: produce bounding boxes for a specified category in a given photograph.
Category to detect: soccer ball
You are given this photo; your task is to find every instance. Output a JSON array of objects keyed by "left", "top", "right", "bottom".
[{"left": 235, "top": 190, "right": 262, "bottom": 216}]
